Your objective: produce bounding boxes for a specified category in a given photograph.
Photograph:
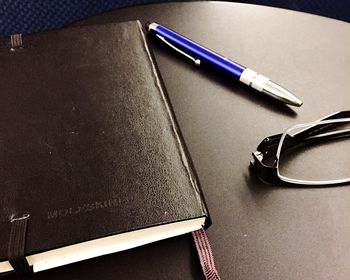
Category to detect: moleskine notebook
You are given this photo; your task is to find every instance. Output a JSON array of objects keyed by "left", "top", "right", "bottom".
[{"left": 0, "top": 20, "right": 210, "bottom": 275}]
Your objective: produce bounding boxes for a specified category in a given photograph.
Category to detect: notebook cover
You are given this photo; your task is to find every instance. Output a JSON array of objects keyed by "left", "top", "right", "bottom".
[{"left": 0, "top": 20, "right": 210, "bottom": 273}]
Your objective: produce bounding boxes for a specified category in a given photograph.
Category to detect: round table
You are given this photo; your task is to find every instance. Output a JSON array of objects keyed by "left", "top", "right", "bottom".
[{"left": 18, "top": 2, "right": 350, "bottom": 280}]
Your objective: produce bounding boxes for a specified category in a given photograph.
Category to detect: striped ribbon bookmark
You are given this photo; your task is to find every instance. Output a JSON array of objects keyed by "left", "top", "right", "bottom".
[{"left": 192, "top": 229, "right": 221, "bottom": 280}]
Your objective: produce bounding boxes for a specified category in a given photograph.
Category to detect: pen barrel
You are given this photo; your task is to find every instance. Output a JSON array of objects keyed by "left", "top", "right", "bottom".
[
  {"left": 149, "top": 23, "right": 302, "bottom": 107},
  {"left": 153, "top": 24, "right": 245, "bottom": 79}
]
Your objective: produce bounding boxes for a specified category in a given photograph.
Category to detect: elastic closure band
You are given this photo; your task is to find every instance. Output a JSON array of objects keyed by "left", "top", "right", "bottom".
[{"left": 7, "top": 214, "right": 32, "bottom": 274}]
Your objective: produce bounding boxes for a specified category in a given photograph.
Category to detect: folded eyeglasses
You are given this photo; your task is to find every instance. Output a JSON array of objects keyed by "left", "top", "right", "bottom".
[{"left": 251, "top": 111, "right": 350, "bottom": 186}]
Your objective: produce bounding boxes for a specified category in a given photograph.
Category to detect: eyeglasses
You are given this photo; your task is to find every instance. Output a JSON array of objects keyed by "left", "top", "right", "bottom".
[{"left": 251, "top": 111, "right": 350, "bottom": 186}]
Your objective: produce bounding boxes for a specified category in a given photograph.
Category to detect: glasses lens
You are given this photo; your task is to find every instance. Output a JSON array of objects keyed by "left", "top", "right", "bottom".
[{"left": 277, "top": 119, "right": 350, "bottom": 185}]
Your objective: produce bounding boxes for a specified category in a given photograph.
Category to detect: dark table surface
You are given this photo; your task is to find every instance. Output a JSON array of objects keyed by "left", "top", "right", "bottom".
[{"left": 9, "top": 2, "right": 350, "bottom": 280}]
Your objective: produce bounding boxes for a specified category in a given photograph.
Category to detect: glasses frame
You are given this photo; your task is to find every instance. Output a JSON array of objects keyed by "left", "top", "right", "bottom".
[{"left": 251, "top": 111, "right": 350, "bottom": 186}]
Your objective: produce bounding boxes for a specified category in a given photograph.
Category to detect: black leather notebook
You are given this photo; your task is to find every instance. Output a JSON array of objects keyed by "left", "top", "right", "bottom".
[{"left": 0, "top": 21, "right": 210, "bottom": 275}]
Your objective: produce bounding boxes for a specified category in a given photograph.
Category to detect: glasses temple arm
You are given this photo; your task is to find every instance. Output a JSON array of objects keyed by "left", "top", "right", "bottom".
[
  {"left": 293, "top": 111, "right": 350, "bottom": 139},
  {"left": 302, "top": 128, "right": 350, "bottom": 142}
]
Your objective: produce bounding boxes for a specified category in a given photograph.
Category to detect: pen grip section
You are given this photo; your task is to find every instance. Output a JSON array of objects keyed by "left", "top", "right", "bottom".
[{"left": 239, "top": 68, "right": 268, "bottom": 92}]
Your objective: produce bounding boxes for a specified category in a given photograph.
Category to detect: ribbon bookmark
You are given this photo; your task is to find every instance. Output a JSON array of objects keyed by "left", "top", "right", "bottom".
[{"left": 192, "top": 229, "right": 221, "bottom": 280}]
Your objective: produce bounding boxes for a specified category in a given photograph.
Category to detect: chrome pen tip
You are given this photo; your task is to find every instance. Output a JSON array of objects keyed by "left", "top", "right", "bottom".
[
  {"left": 262, "top": 80, "right": 303, "bottom": 107},
  {"left": 293, "top": 99, "right": 303, "bottom": 107},
  {"left": 239, "top": 69, "right": 303, "bottom": 107}
]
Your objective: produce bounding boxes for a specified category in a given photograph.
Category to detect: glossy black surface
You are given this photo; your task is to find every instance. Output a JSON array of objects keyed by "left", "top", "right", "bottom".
[{"left": 2, "top": 2, "right": 350, "bottom": 280}]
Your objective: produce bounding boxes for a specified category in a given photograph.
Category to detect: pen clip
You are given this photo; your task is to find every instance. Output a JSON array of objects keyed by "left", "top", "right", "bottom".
[{"left": 155, "top": 34, "right": 201, "bottom": 67}]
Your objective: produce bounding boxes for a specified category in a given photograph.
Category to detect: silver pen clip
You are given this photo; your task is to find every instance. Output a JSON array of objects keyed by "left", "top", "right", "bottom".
[{"left": 155, "top": 34, "right": 201, "bottom": 67}]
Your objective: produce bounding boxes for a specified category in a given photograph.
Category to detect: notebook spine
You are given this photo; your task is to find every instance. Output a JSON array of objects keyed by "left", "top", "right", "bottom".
[{"left": 139, "top": 21, "right": 211, "bottom": 227}]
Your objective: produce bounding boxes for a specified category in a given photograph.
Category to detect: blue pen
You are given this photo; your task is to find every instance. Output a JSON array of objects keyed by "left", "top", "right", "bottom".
[{"left": 146, "top": 22, "right": 302, "bottom": 107}]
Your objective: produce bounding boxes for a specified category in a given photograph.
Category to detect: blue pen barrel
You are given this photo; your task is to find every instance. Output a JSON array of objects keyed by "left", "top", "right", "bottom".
[
  {"left": 148, "top": 22, "right": 303, "bottom": 107},
  {"left": 154, "top": 24, "right": 245, "bottom": 79}
]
